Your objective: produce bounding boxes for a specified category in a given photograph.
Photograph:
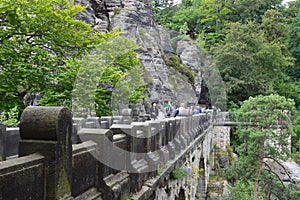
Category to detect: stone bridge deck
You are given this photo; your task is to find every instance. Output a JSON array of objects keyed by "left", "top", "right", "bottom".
[{"left": 0, "top": 106, "right": 229, "bottom": 200}]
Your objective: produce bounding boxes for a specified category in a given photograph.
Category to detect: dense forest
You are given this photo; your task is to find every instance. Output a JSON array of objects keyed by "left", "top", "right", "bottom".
[
  {"left": 152, "top": 0, "right": 300, "bottom": 199},
  {"left": 0, "top": 0, "right": 299, "bottom": 198},
  {"left": 153, "top": 0, "right": 299, "bottom": 107}
]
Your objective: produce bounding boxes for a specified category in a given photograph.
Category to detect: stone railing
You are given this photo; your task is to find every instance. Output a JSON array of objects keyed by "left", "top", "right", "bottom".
[
  {"left": 0, "top": 106, "right": 227, "bottom": 200},
  {"left": 0, "top": 124, "right": 20, "bottom": 161}
]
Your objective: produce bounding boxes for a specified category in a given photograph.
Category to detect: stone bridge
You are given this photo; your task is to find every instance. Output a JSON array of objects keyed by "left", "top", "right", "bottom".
[{"left": 0, "top": 106, "right": 229, "bottom": 200}]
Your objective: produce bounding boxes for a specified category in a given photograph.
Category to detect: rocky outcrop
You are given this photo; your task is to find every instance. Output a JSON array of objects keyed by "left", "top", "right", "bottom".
[
  {"left": 176, "top": 39, "right": 204, "bottom": 97},
  {"left": 109, "top": 0, "right": 186, "bottom": 106},
  {"left": 264, "top": 159, "right": 300, "bottom": 185},
  {"left": 74, "top": 0, "right": 206, "bottom": 108},
  {"left": 260, "top": 159, "right": 300, "bottom": 200},
  {"left": 207, "top": 180, "right": 230, "bottom": 200},
  {"left": 283, "top": 161, "right": 300, "bottom": 184}
]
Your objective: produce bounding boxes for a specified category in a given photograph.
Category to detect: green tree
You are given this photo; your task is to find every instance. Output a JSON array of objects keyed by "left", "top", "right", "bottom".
[
  {"left": 226, "top": 180, "right": 267, "bottom": 200},
  {"left": 229, "top": 94, "right": 296, "bottom": 199},
  {"left": 214, "top": 18, "right": 293, "bottom": 105},
  {"left": 0, "top": 0, "right": 115, "bottom": 120},
  {"left": 72, "top": 36, "right": 145, "bottom": 117},
  {"left": 260, "top": 9, "right": 288, "bottom": 42},
  {"left": 196, "top": 0, "right": 231, "bottom": 48},
  {"left": 154, "top": 1, "right": 199, "bottom": 37},
  {"left": 227, "top": 0, "right": 282, "bottom": 23},
  {"left": 153, "top": 0, "right": 232, "bottom": 49},
  {"left": 153, "top": 0, "right": 285, "bottom": 50},
  {"left": 281, "top": 0, "right": 300, "bottom": 83},
  {"left": 152, "top": 0, "right": 180, "bottom": 30},
  {"left": 281, "top": 1, "right": 300, "bottom": 152},
  {"left": 282, "top": 0, "right": 300, "bottom": 19}
]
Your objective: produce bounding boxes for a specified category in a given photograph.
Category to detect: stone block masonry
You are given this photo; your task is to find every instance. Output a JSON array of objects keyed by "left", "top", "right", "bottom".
[
  {"left": 72, "top": 141, "right": 98, "bottom": 198},
  {"left": 0, "top": 125, "right": 20, "bottom": 160},
  {"left": 0, "top": 107, "right": 229, "bottom": 200},
  {"left": 0, "top": 153, "right": 45, "bottom": 199},
  {"left": 19, "top": 106, "right": 73, "bottom": 200},
  {"left": 0, "top": 123, "right": 5, "bottom": 161}
]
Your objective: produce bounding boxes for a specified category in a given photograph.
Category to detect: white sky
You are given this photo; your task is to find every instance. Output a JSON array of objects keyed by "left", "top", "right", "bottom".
[
  {"left": 174, "top": 0, "right": 295, "bottom": 4},
  {"left": 282, "top": 0, "right": 294, "bottom": 2}
]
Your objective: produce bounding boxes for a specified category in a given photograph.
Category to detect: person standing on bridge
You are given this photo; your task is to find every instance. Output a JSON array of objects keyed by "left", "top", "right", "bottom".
[
  {"left": 165, "top": 101, "right": 174, "bottom": 118},
  {"left": 157, "top": 106, "right": 165, "bottom": 120},
  {"left": 150, "top": 102, "right": 159, "bottom": 120},
  {"left": 174, "top": 103, "right": 185, "bottom": 117}
]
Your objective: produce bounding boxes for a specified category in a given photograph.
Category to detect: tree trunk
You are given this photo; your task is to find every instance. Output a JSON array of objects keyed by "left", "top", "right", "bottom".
[
  {"left": 253, "top": 166, "right": 262, "bottom": 200},
  {"left": 253, "top": 152, "right": 264, "bottom": 200}
]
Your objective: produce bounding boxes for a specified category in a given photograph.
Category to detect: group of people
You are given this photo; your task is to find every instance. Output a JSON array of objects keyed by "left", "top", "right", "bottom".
[{"left": 148, "top": 101, "right": 204, "bottom": 120}]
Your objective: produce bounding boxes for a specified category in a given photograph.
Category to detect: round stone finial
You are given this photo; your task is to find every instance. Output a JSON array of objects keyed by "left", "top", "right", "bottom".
[{"left": 20, "top": 106, "right": 71, "bottom": 141}]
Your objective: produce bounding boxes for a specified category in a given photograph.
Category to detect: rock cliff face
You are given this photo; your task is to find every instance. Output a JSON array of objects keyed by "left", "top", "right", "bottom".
[{"left": 75, "top": 0, "right": 206, "bottom": 108}]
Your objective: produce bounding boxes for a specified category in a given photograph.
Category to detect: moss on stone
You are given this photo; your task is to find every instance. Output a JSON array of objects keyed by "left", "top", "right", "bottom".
[
  {"left": 57, "top": 162, "right": 71, "bottom": 199},
  {"left": 162, "top": 53, "right": 195, "bottom": 86},
  {"left": 113, "top": 8, "right": 121, "bottom": 15},
  {"left": 171, "top": 166, "right": 189, "bottom": 180},
  {"left": 208, "top": 175, "right": 227, "bottom": 195},
  {"left": 165, "top": 186, "right": 171, "bottom": 194},
  {"left": 120, "top": 195, "right": 131, "bottom": 200},
  {"left": 209, "top": 174, "right": 226, "bottom": 184},
  {"left": 226, "top": 145, "right": 235, "bottom": 165}
]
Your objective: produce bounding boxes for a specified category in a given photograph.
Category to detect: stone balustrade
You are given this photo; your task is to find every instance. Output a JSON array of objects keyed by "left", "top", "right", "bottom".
[{"left": 0, "top": 106, "right": 228, "bottom": 200}]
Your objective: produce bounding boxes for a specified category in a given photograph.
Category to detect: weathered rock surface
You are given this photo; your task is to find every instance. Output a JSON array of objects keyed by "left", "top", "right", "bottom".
[
  {"left": 176, "top": 39, "right": 204, "bottom": 96},
  {"left": 265, "top": 159, "right": 300, "bottom": 184},
  {"left": 283, "top": 161, "right": 300, "bottom": 184},
  {"left": 74, "top": 0, "right": 206, "bottom": 108},
  {"left": 207, "top": 180, "right": 230, "bottom": 200},
  {"left": 262, "top": 159, "right": 300, "bottom": 200}
]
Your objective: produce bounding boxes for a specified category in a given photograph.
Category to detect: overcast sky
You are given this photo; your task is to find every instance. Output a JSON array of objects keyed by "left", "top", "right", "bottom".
[{"left": 173, "top": 0, "right": 295, "bottom": 4}]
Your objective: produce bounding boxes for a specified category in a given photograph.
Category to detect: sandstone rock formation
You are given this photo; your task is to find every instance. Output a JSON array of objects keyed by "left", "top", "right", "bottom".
[{"left": 75, "top": 0, "right": 207, "bottom": 109}]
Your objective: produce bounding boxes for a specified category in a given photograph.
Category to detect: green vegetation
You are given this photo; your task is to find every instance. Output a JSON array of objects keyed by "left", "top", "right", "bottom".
[
  {"left": 226, "top": 181, "right": 268, "bottom": 200},
  {"left": 154, "top": 2, "right": 300, "bottom": 198},
  {"left": 0, "top": 106, "right": 19, "bottom": 127},
  {"left": 153, "top": 0, "right": 300, "bottom": 107},
  {"left": 227, "top": 94, "right": 296, "bottom": 199},
  {"left": 214, "top": 11, "right": 294, "bottom": 106},
  {"left": 0, "top": 0, "right": 299, "bottom": 198},
  {"left": 209, "top": 174, "right": 226, "bottom": 185},
  {"left": 0, "top": 0, "right": 113, "bottom": 118},
  {"left": 171, "top": 166, "right": 189, "bottom": 180},
  {"left": 72, "top": 36, "right": 145, "bottom": 117},
  {"left": 163, "top": 53, "right": 195, "bottom": 86},
  {"left": 0, "top": 0, "right": 144, "bottom": 126},
  {"left": 120, "top": 195, "right": 131, "bottom": 200}
]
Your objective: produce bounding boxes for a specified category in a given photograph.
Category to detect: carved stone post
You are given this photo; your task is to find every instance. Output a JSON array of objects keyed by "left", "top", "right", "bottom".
[
  {"left": 166, "top": 118, "right": 176, "bottom": 159},
  {"left": 0, "top": 123, "right": 6, "bottom": 161},
  {"left": 100, "top": 116, "right": 113, "bottom": 129},
  {"left": 19, "top": 106, "right": 72, "bottom": 200}
]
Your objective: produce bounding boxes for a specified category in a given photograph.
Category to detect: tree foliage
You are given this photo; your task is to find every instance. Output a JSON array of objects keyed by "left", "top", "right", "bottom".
[
  {"left": 285, "top": 1, "right": 300, "bottom": 86},
  {"left": 0, "top": 0, "right": 115, "bottom": 118},
  {"left": 0, "top": 0, "right": 145, "bottom": 125},
  {"left": 213, "top": 11, "right": 294, "bottom": 104},
  {"left": 152, "top": 0, "right": 300, "bottom": 197},
  {"left": 226, "top": 0, "right": 282, "bottom": 23},
  {"left": 153, "top": 0, "right": 284, "bottom": 50},
  {"left": 72, "top": 36, "right": 145, "bottom": 117},
  {"left": 153, "top": 0, "right": 232, "bottom": 48},
  {"left": 228, "top": 94, "right": 296, "bottom": 199},
  {"left": 226, "top": 180, "right": 267, "bottom": 200},
  {"left": 153, "top": 0, "right": 300, "bottom": 107}
]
